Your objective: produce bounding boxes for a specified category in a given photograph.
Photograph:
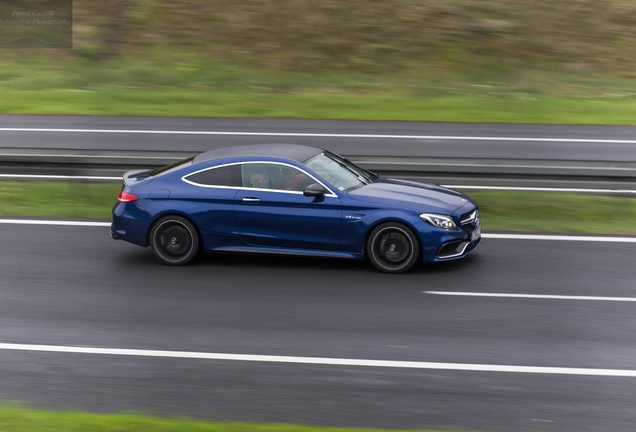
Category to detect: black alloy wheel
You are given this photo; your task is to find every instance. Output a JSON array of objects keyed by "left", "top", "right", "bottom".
[
  {"left": 367, "top": 222, "right": 420, "bottom": 274},
  {"left": 150, "top": 215, "right": 200, "bottom": 265}
]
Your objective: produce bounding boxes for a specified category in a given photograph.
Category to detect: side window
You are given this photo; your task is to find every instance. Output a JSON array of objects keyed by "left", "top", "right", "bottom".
[
  {"left": 241, "top": 164, "right": 270, "bottom": 189},
  {"left": 275, "top": 165, "right": 313, "bottom": 191},
  {"left": 185, "top": 165, "right": 241, "bottom": 187},
  {"left": 241, "top": 163, "right": 313, "bottom": 192}
]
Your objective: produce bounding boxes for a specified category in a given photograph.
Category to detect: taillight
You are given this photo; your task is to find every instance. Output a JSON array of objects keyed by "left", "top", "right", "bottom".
[{"left": 117, "top": 189, "right": 139, "bottom": 203}]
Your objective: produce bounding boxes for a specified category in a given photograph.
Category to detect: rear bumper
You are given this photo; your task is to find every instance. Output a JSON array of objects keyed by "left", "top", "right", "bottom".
[{"left": 111, "top": 203, "right": 149, "bottom": 247}]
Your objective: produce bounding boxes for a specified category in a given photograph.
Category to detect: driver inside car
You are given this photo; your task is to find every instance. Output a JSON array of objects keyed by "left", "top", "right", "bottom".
[{"left": 278, "top": 167, "right": 306, "bottom": 191}]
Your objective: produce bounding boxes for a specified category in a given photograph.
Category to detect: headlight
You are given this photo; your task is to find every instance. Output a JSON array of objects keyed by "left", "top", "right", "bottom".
[{"left": 420, "top": 213, "right": 457, "bottom": 230}]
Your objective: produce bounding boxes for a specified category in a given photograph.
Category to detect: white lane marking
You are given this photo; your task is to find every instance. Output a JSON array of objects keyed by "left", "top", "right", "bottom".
[
  {"left": 0, "top": 174, "right": 120, "bottom": 181},
  {"left": 426, "top": 291, "right": 636, "bottom": 302},
  {"left": 482, "top": 234, "right": 636, "bottom": 243},
  {"left": 0, "top": 153, "right": 177, "bottom": 160},
  {"left": 1, "top": 342, "right": 636, "bottom": 377},
  {"left": 444, "top": 185, "right": 636, "bottom": 194},
  {"left": 0, "top": 219, "right": 110, "bottom": 227},
  {"left": 1, "top": 128, "right": 636, "bottom": 144}
]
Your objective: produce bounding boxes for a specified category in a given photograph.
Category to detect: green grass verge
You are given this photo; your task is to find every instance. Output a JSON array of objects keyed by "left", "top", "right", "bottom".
[
  {"left": 1, "top": 180, "right": 635, "bottom": 234},
  {"left": 3, "top": 56, "right": 636, "bottom": 123},
  {"left": 0, "top": 181, "right": 120, "bottom": 219},
  {"left": 0, "top": 406, "right": 463, "bottom": 432},
  {"left": 471, "top": 190, "right": 636, "bottom": 234},
  {"left": 5, "top": 0, "right": 636, "bottom": 123},
  {"left": 5, "top": 88, "right": 636, "bottom": 124}
]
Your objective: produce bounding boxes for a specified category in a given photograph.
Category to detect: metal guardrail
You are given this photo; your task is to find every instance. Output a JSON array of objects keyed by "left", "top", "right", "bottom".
[
  {"left": 355, "top": 156, "right": 636, "bottom": 178},
  {"left": 2, "top": 148, "right": 636, "bottom": 189}
]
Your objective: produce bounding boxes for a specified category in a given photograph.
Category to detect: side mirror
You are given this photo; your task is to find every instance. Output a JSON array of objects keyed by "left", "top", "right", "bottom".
[{"left": 303, "top": 183, "right": 327, "bottom": 200}]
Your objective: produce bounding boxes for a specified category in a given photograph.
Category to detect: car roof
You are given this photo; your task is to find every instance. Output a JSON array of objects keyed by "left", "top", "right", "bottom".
[{"left": 193, "top": 144, "right": 324, "bottom": 164}]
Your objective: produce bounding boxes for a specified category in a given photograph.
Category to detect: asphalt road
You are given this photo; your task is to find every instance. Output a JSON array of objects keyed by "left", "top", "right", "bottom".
[
  {"left": 2, "top": 223, "right": 636, "bottom": 431},
  {"left": 2, "top": 115, "right": 636, "bottom": 161}
]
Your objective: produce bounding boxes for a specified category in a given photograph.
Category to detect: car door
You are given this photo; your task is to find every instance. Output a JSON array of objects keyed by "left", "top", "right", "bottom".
[
  {"left": 234, "top": 162, "right": 342, "bottom": 251},
  {"left": 180, "top": 164, "right": 241, "bottom": 249}
]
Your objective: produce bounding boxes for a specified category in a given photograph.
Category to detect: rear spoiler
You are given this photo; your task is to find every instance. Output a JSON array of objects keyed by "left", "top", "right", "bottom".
[{"left": 123, "top": 169, "right": 153, "bottom": 187}]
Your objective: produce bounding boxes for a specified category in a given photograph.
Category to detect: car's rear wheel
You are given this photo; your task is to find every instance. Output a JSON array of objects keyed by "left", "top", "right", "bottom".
[
  {"left": 367, "top": 222, "right": 420, "bottom": 274},
  {"left": 150, "top": 215, "right": 199, "bottom": 265}
]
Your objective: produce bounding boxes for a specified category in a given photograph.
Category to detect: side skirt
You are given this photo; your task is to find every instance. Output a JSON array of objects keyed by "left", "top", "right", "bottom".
[{"left": 211, "top": 246, "right": 360, "bottom": 259}]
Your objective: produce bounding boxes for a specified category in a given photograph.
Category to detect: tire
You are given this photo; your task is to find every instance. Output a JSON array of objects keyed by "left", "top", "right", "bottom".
[
  {"left": 367, "top": 222, "right": 420, "bottom": 274},
  {"left": 149, "top": 215, "right": 200, "bottom": 266}
]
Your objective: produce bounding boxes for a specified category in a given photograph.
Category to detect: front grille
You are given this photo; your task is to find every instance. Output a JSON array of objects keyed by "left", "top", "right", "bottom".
[{"left": 460, "top": 209, "right": 480, "bottom": 227}]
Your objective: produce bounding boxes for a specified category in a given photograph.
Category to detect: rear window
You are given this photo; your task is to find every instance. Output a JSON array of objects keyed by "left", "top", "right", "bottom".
[
  {"left": 150, "top": 156, "right": 195, "bottom": 176},
  {"left": 185, "top": 165, "right": 242, "bottom": 187}
]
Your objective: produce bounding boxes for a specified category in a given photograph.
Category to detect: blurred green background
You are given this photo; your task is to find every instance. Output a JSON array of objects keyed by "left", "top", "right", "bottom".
[{"left": 2, "top": 0, "right": 636, "bottom": 122}]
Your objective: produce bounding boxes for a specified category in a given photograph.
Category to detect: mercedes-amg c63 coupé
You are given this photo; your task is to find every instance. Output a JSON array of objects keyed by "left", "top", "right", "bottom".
[{"left": 111, "top": 144, "right": 481, "bottom": 273}]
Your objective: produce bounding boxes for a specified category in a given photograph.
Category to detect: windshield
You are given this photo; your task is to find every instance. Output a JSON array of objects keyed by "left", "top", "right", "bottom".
[{"left": 304, "top": 152, "right": 377, "bottom": 191}]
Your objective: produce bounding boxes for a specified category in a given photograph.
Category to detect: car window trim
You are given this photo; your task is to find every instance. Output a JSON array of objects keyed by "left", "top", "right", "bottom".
[{"left": 181, "top": 161, "right": 338, "bottom": 197}]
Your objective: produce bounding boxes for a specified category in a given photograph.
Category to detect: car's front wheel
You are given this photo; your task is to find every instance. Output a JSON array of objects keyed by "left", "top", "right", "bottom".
[
  {"left": 150, "top": 215, "right": 199, "bottom": 265},
  {"left": 367, "top": 222, "right": 420, "bottom": 274}
]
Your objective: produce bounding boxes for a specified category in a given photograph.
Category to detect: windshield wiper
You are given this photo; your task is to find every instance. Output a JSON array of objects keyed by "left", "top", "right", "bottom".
[
  {"left": 341, "top": 158, "right": 376, "bottom": 183},
  {"left": 337, "top": 161, "right": 369, "bottom": 184}
]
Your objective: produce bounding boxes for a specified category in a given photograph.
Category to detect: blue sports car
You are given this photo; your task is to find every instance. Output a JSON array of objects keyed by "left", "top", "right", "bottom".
[{"left": 111, "top": 144, "right": 480, "bottom": 273}]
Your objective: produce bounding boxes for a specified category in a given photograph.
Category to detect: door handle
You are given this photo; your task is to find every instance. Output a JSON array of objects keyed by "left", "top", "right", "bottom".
[{"left": 242, "top": 197, "right": 261, "bottom": 202}]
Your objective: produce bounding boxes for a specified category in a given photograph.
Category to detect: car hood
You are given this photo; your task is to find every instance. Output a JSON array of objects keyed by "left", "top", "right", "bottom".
[{"left": 346, "top": 178, "right": 471, "bottom": 214}]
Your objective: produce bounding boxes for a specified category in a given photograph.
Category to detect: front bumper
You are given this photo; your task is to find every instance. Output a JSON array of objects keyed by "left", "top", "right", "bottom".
[
  {"left": 415, "top": 221, "right": 481, "bottom": 262},
  {"left": 435, "top": 236, "right": 481, "bottom": 260}
]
